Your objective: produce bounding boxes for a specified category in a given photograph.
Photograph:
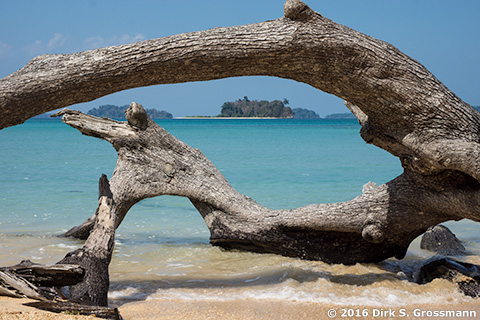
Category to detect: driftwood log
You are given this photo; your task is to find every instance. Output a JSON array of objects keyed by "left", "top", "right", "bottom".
[
  {"left": 3, "top": 260, "right": 85, "bottom": 288},
  {"left": 0, "top": 260, "right": 85, "bottom": 301},
  {"left": 24, "top": 301, "right": 122, "bottom": 320},
  {"left": 54, "top": 99, "right": 476, "bottom": 265},
  {"left": 0, "top": 175, "right": 121, "bottom": 318},
  {"left": 56, "top": 174, "right": 117, "bottom": 307},
  {"left": 0, "top": 269, "right": 50, "bottom": 301},
  {"left": 1, "top": 0, "right": 480, "bottom": 303}
]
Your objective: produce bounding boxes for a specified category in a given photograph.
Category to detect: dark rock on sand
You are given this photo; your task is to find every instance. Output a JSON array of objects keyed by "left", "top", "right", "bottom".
[
  {"left": 420, "top": 225, "right": 466, "bottom": 256},
  {"left": 415, "top": 257, "right": 480, "bottom": 297}
]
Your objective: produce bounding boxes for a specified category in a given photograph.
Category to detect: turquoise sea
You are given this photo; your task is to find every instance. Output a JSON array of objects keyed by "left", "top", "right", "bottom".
[{"left": 1, "top": 118, "right": 480, "bottom": 306}]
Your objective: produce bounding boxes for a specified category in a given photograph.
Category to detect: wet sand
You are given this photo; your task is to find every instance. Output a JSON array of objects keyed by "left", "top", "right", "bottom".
[{"left": 2, "top": 296, "right": 479, "bottom": 320}]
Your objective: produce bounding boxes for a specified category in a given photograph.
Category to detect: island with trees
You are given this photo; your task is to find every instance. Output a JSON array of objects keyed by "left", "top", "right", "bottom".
[
  {"left": 216, "top": 97, "right": 293, "bottom": 118},
  {"left": 88, "top": 104, "right": 173, "bottom": 119},
  {"left": 324, "top": 112, "right": 356, "bottom": 120},
  {"left": 188, "top": 97, "right": 322, "bottom": 119},
  {"left": 292, "top": 108, "right": 320, "bottom": 119}
]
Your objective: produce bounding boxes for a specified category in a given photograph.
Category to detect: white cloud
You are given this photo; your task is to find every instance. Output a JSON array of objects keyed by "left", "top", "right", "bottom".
[
  {"left": 22, "top": 32, "right": 145, "bottom": 58},
  {"left": 47, "top": 33, "right": 66, "bottom": 51},
  {"left": 28, "top": 33, "right": 67, "bottom": 56},
  {"left": 0, "top": 41, "right": 13, "bottom": 59},
  {"left": 83, "top": 33, "right": 145, "bottom": 49},
  {"left": 29, "top": 40, "right": 43, "bottom": 56}
]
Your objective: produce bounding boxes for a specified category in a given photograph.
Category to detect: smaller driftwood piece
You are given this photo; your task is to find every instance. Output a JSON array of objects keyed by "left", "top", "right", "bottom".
[{"left": 0, "top": 175, "right": 122, "bottom": 320}]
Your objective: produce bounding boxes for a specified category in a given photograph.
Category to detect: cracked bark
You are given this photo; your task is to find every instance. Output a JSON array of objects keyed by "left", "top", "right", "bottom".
[
  {"left": 57, "top": 174, "right": 117, "bottom": 306},
  {"left": 1, "top": 0, "right": 480, "bottom": 264}
]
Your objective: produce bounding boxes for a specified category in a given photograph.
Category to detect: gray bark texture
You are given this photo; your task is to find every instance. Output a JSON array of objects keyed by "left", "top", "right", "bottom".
[
  {"left": 2, "top": 0, "right": 480, "bottom": 265},
  {"left": 57, "top": 174, "right": 117, "bottom": 306}
]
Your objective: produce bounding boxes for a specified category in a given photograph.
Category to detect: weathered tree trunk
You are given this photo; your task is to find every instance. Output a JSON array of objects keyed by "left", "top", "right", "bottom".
[
  {"left": 57, "top": 174, "right": 117, "bottom": 306},
  {"left": 0, "top": 263, "right": 121, "bottom": 319},
  {"left": 2, "top": 0, "right": 480, "bottom": 265},
  {"left": 54, "top": 102, "right": 479, "bottom": 265}
]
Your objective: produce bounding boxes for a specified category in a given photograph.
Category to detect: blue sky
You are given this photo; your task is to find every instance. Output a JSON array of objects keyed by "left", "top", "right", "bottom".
[{"left": 1, "top": 1, "right": 479, "bottom": 117}]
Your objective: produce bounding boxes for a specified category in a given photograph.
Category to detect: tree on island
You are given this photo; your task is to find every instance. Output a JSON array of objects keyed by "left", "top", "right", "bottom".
[{"left": 1, "top": 0, "right": 480, "bottom": 311}]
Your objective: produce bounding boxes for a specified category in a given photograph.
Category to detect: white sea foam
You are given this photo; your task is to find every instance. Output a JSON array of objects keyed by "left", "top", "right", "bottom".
[
  {"left": 166, "top": 263, "right": 195, "bottom": 268},
  {"left": 108, "top": 287, "right": 146, "bottom": 300},
  {"left": 55, "top": 243, "right": 80, "bottom": 250},
  {"left": 137, "top": 282, "right": 471, "bottom": 307}
]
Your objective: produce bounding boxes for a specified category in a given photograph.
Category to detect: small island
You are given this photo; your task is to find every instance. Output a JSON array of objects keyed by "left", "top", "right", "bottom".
[
  {"left": 324, "top": 112, "right": 356, "bottom": 120},
  {"left": 292, "top": 108, "right": 320, "bottom": 119},
  {"left": 88, "top": 104, "right": 173, "bottom": 119},
  {"left": 188, "top": 97, "right": 323, "bottom": 119},
  {"left": 216, "top": 97, "right": 294, "bottom": 118}
]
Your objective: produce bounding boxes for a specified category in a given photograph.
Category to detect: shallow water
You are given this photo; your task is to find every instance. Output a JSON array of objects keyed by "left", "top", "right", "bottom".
[{"left": 1, "top": 118, "right": 479, "bottom": 306}]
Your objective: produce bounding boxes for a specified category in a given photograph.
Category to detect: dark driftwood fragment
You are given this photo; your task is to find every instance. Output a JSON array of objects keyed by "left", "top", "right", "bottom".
[
  {"left": 0, "top": 270, "right": 48, "bottom": 301},
  {"left": 61, "top": 215, "right": 96, "bottom": 240},
  {"left": 4, "top": 260, "right": 85, "bottom": 287},
  {"left": 24, "top": 301, "right": 122, "bottom": 320}
]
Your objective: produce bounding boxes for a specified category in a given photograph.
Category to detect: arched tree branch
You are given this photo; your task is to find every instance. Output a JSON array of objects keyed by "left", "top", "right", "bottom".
[
  {"left": 2, "top": 0, "right": 479, "bottom": 181},
  {"left": 2, "top": 0, "right": 480, "bottom": 265}
]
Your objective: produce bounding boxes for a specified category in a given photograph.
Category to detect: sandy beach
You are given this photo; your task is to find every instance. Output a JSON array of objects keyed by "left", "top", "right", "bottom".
[
  {"left": 2, "top": 296, "right": 479, "bottom": 320},
  {"left": 0, "top": 297, "right": 92, "bottom": 320},
  {"left": 119, "top": 299, "right": 480, "bottom": 320}
]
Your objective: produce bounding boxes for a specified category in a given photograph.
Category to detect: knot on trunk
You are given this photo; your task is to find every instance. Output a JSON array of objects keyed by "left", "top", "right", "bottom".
[
  {"left": 283, "top": 0, "right": 314, "bottom": 21},
  {"left": 126, "top": 102, "right": 149, "bottom": 130},
  {"left": 362, "top": 223, "right": 385, "bottom": 243}
]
